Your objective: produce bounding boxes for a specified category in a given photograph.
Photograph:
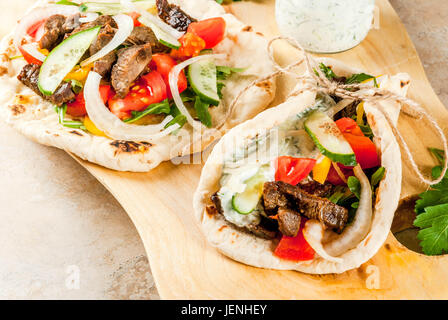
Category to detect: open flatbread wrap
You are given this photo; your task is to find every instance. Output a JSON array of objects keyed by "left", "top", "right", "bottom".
[
  {"left": 194, "top": 58, "right": 410, "bottom": 274},
  {"left": 0, "top": 0, "right": 275, "bottom": 172}
]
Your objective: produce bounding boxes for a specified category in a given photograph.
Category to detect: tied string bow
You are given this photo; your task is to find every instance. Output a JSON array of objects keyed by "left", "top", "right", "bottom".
[{"left": 226, "top": 36, "right": 448, "bottom": 186}]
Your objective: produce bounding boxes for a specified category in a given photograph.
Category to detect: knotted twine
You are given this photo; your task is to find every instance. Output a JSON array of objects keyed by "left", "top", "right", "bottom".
[{"left": 224, "top": 36, "right": 448, "bottom": 186}]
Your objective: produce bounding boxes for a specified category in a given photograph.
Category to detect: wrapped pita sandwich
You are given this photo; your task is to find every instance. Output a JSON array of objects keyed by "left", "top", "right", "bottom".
[
  {"left": 0, "top": 0, "right": 275, "bottom": 171},
  {"left": 194, "top": 58, "right": 410, "bottom": 274}
]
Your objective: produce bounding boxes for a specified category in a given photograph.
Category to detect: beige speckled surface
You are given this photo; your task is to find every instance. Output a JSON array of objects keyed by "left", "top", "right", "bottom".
[{"left": 0, "top": 0, "right": 446, "bottom": 299}]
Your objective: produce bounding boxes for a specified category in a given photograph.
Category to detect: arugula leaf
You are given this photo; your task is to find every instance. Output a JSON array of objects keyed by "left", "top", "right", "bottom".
[
  {"left": 56, "top": 0, "right": 78, "bottom": 5},
  {"left": 194, "top": 97, "right": 212, "bottom": 128},
  {"left": 345, "top": 73, "right": 376, "bottom": 85},
  {"left": 347, "top": 176, "right": 361, "bottom": 199},
  {"left": 429, "top": 147, "right": 445, "bottom": 165},
  {"left": 217, "top": 66, "right": 246, "bottom": 81},
  {"left": 414, "top": 204, "right": 448, "bottom": 255},
  {"left": 217, "top": 82, "right": 226, "bottom": 99},
  {"left": 371, "top": 167, "right": 385, "bottom": 187},
  {"left": 124, "top": 100, "right": 171, "bottom": 124},
  {"left": 318, "top": 63, "right": 337, "bottom": 80},
  {"left": 55, "top": 105, "right": 86, "bottom": 130},
  {"left": 165, "top": 105, "right": 187, "bottom": 129}
]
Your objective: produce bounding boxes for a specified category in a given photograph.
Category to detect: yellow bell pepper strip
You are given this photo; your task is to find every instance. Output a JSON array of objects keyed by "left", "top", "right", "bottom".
[
  {"left": 356, "top": 102, "right": 365, "bottom": 126},
  {"left": 64, "top": 64, "right": 94, "bottom": 83},
  {"left": 83, "top": 116, "right": 108, "bottom": 138},
  {"left": 312, "top": 155, "right": 332, "bottom": 184}
]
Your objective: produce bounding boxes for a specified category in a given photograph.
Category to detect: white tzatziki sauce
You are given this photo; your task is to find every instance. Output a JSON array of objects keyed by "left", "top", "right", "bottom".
[
  {"left": 275, "top": 0, "right": 375, "bottom": 53},
  {"left": 216, "top": 98, "right": 332, "bottom": 228}
]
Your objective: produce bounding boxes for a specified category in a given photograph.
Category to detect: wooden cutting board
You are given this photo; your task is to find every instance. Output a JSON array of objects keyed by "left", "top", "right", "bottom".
[{"left": 8, "top": 0, "right": 448, "bottom": 299}]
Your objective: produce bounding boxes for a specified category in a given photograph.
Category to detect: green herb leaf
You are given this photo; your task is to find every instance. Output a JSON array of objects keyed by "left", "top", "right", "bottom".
[
  {"left": 194, "top": 96, "right": 212, "bottom": 128},
  {"left": 317, "top": 63, "right": 337, "bottom": 80},
  {"left": 124, "top": 100, "right": 171, "bottom": 124},
  {"left": 66, "top": 79, "right": 83, "bottom": 94},
  {"left": 165, "top": 105, "right": 187, "bottom": 129},
  {"left": 216, "top": 65, "right": 245, "bottom": 80},
  {"left": 429, "top": 148, "right": 445, "bottom": 165},
  {"left": 347, "top": 176, "right": 361, "bottom": 199},
  {"left": 371, "top": 167, "right": 385, "bottom": 187},
  {"left": 414, "top": 204, "right": 448, "bottom": 255},
  {"left": 345, "top": 73, "right": 375, "bottom": 85},
  {"left": 56, "top": 0, "right": 79, "bottom": 5},
  {"left": 55, "top": 104, "right": 86, "bottom": 130}
]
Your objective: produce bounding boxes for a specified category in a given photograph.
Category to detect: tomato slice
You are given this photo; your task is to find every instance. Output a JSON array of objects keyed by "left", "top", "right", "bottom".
[
  {"left": 18, "top": 45, "right": 43, "bottom": 66},
  {"left": 275, "top": 156, "right": 316, "bottom": 186},
  {"left": 335, "top": 118, "right": 380, "bottom": 169},
  {"left": 108, "top": 70, "right": 167, "bottom": 119},
  {"left": 187, "top": 17, "right": 226, "bottom": 49},
  {"left": 66, "top": 85, "right": 112, "bottom": 117},
  {"left": 150, "top": 53, "right": 187, "bottom": 98},
  {"left": 127, "top": 12, "right": 141, "bottom": 27},
  {"left": 170, "top": 32, "right": 206, "bottom": 60},
  {"left": 274, "top": 218, "right": 315, "bottom": 261},
  {"left": 27, "top": 19, "right": 46, "bottom": 39},
  {"left": 326, "top": 164, "right": 354, "bottom": 186}
]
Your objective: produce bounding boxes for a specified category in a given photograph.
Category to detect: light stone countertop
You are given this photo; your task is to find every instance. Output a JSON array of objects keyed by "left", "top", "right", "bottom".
[{"left": 0, "top": 0, "right": 446, "bottom": 299}]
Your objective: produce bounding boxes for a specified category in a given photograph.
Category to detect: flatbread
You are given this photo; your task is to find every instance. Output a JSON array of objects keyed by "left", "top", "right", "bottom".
[
  {"left": 0, "top": 0, "right": 275, "bottom": 172},
  {"left": 194, "top": 58, "right": 409, "bottom": 274}
]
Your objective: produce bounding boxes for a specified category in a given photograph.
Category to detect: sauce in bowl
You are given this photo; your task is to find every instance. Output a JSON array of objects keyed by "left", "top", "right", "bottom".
[{"left": 275, "top": 0, "right": 375, "bottom": 53}]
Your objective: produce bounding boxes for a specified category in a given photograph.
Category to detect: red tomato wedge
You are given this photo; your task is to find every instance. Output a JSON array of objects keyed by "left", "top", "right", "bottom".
[
  {"left": 18, "top": 45, "right": 43, "bottom": 66},
  {"left": 187, "top": 17, "right": 226, "bottom": 49},
  {"left": 274, "top": 218, "right": 315, "bottom": 261},
  {"left": 275, "top": 156, "right": 316, "bottom": 186},
  {"left": 27, "top": 19, "right": 45, "bottom": 39},
  {"left": 150, "top": 54, "right": 187, "bottom": 98},
  {"left": 66, "top": 85, "right": 112, "bottom": 117},
  {"left": 170, "top": 32, "right": 206, "bottom": 60},
  {"left": 326, "top": 164, "right": 354, "bottom": 186},
  {"left": 108, "top": 70, "right": 167, "bottom": 119},
  {"left": 335, "top": 118, "right": 380, "bottom": 169},
  {"left": 127, "top": 12, "right": 141, "bottom": 27}
]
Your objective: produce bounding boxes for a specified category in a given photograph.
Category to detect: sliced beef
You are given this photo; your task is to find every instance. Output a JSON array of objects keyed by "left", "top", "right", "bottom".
[
  {"left": 124, "top": 25, "right": 170, "bottom": 53},
  {"left": 62, "top": 13, "right": 81, "bottom": 33},
  {"left": 111, "top": 44, "right": 152, "bottom": 98},
  {"left": 68, "top": 15, "right": 117, "bottom": 37},
  {"left": 89, "top": 24, "right": 117, "bottom": 78},
  {"left": 156, "top": 0, "right": 196, "bottom": 32},
  {"left": 18, "top": 64, "right": 75, "bottom": 106},
  {"left": 297, "top": 179, "right": 335, "bottom": 198},
  {"left": 39, "top": 15, "right": 66, "bottom": 50},
  {"left": 210, "top": 192, "right": 223, "bottom": 215},
  {"left": 263, "top": 181, "right": 348, "bottom": 233},
  {"left": 277, "top": 207, "right": 301, "bottom": 237}
]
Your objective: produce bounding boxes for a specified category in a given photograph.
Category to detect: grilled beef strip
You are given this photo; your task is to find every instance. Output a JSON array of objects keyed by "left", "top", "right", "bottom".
[
  {"left": 39, "top": 15, "right": 67, "bottom": 51},
  {"left": 111, "top": 44, "right": 152, "bottom": 98},
  {"left": 276, "top": 207, "right": 302, "bottom": 237},
  {"left": 156, "top": 0, "right": 196, "bottom": 32},
  {"left": 62, "top": 13, "right": 81, "bottom": 33},
  {"left": 68, "top": 15, "right": 117, "bottom": 37},
  {"left": 89, "top": 23, "right": 118, "bottom": 78},
  {"left": 124, "top": 25, "right": 170, "bottom": 53},
  {"left": 263, "top": 181, "right": 348, "bottom": 234},
  {"left": 18, "top": 64, "right": 75, "bottom": 106},
  {"left": 297, "top": 179, "right": 335, "bottom": 198},
  {"left": 208, "top": 192, "right": 278, "bottom": 240}
]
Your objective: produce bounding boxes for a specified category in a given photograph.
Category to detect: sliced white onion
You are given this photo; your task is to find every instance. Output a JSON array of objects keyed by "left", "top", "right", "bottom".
[
  {"left": 84, "top": 71, "right": 179, "bottom": 141},
  {"left": 302, "top": 165, "right": 373, "bottom": 260},
  {"left": 14, "top": 5, "right": 80, "bottom": 50},
  {"left": 169, "top": 54, "right": 226, "bottom": 130},
  {"left": 79, "top": 12, "right": 99, "bottom": 23},
  {"left": 323, "top": 165, "right": 373, "bottom": 256},
  {"left": 121, "top": 0, "right": 184, "bottom": 39},
  {"left": 303, "top": 220, "right": 343, "bottom": 263},
  {"left": 81, "top": 14, "right": 134, "bottom": 67},
  {"left": 21, "top": 43, "right": 46, "bottom": 62}
]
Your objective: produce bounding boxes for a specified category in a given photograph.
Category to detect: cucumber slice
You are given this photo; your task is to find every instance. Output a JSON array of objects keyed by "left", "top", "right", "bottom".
[
  {"left": 38, "top": 26, "right": 100, "bottom": 96},
  {"left": 304, "top": 111, "right": 357, "bottom": 166},
  {"left": 81, "top": 1, "right": 155, "bottom": 15},
  {"left": 232, "top": 171, "right": 266, "bottom": 215},
  {"left": 137, "top": 16, "right": 181, "bottom": 50},
  {"left": 188, "top": 58, "right": 220, "bottom": 106}
]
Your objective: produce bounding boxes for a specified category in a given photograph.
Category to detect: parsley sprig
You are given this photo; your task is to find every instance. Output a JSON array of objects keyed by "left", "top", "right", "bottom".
[{"left": 413, "top": 148, "right": 448, "bottom": 255}]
